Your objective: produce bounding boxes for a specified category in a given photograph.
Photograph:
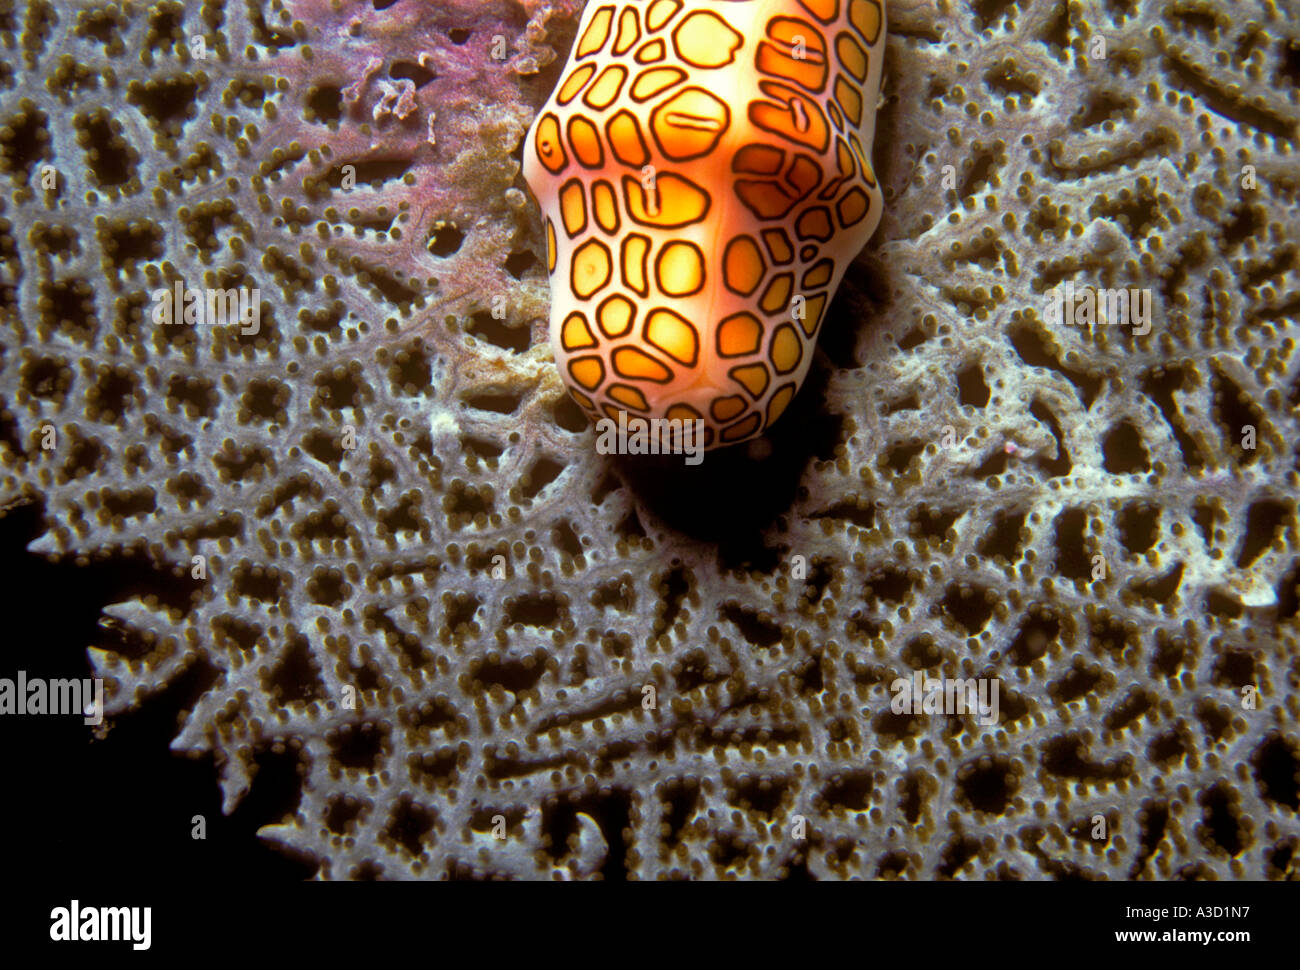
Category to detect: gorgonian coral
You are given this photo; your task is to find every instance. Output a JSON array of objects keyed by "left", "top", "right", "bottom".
[{"left": 0, "top": 0, "right": 1297, "bottom": 880}]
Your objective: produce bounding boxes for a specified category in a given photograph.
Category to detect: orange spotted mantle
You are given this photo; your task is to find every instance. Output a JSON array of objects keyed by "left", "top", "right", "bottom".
[{"left": 523, "top": 0, "right": 886, "bottom": 449}]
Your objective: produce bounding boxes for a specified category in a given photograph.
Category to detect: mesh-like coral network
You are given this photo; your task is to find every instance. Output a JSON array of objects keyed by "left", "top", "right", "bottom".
[{"left": 0, "top": 0, "right": 1297, "bottom": 879}]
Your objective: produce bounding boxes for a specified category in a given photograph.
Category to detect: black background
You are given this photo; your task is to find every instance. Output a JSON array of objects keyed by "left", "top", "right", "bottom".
[{"left": 0, "top": 500, "right": 312, "bottom": 883}]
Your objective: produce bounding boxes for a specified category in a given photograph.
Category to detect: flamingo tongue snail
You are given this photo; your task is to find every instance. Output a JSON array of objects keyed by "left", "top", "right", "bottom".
[{"left": 523, "top": 0, "right": 887, "bottom": 451}]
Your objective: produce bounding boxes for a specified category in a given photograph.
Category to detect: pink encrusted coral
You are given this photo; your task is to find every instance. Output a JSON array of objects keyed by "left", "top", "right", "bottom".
[{"left": 0, "top": 0, "right": 1297, "bottom": 881}]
